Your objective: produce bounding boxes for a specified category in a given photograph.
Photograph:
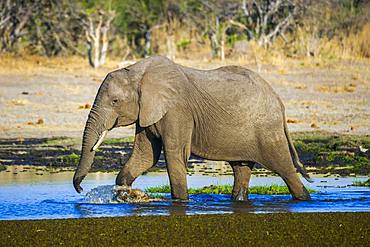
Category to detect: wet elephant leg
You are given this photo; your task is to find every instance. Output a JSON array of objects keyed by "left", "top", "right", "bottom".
[
  {"left": 116, "top": 126, "right": 162, "bottom": 186},
  {"left": 280, "top": 172, "right": 311, "bottom": 201},
  {"left": 165, "top": 151, "right": 189, "bottom": 200},
  {"left": 260, "top": 138, "right": 311, "bottom": 201},
  {"left": 163, "top": 136, "right": 191, "bottom": 200},
  {"left": 229, "top": 161, "right": 254, "bottom": 201},
  {"left": 159, "top": 109, "right": 193, "bottom": 200}
]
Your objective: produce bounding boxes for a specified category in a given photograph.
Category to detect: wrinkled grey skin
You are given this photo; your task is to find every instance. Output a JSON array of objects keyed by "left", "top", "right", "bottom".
[{"left": 73, "top": 56, "right": 311, "bottom": 201}]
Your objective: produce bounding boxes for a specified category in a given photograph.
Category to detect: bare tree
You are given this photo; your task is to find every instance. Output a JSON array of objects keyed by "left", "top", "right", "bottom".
[
  {"left": 186, "top": 0, "right": 239, "bottom": 60},
  {"left": 81, "top": 10, "right": 116, "bottom": 68},
  {"left": 32, "top": 1, "right": 85, "bottom": 56},
  {"left": 240, "top": 0, "right": 298, "bottom": 47},
  {"left": 0, "top": 0, "right": 37, "bottom": 52}
]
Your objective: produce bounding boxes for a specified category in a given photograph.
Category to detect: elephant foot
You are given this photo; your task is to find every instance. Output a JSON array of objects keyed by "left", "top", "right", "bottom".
[
  {"left": 292, "top": 186, "right": 311, "bottom": 201},
  {"left": 171, "top": 187, "right": 189, "bottom": 201},
  {"left": 171, "top": 194, "right": 189, "bottom": 201},
  {"left": 115, "top": 173, "right": 134, "bottom": 187},
  {"left": 232, "top": 187, "right": 248, "bottom": 201}
]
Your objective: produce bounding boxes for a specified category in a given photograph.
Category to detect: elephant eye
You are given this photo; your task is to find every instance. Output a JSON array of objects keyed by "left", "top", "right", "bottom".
[{"left": 112, "top": 99, "right": 119, "bottom": 105}]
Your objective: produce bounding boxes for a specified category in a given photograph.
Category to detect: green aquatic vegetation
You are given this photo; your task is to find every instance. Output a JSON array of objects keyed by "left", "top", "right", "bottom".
[
  {"left": 0, "top": 164, "right": 6, "bottom": 172},
  {"left": 1, "top": 213, "right": 369, "bottom": 246},
  {"left": 352, "top": 178, "right": 370, "bottom": 187},
  {"left": 292, "top": 131, "right": 370, "bottom": 174},
  {"left": 292, "top": 132, "right": 370, "bottom": 153},
  {"left": 145, "top": 184, "right": 317, "bottom": 195},
  {"left": 292, "top": 131, "right": 370, "bottom": 148},
  {"left": 147, "top": 193, "right": 166, "bottom": 199}
]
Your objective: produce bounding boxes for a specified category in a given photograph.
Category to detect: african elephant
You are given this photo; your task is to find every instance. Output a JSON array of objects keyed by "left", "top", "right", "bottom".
[{"left": 73, "top": 56, "right": 311, "bottom": 201}]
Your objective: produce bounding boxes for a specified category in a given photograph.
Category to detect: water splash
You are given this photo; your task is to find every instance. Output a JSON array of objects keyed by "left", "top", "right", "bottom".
[
  {"left": 84, "top": 185, "right": 160, "bottom": 204},
  {"left": 84, "top": 185, "right": 118, "bottom": 204}
]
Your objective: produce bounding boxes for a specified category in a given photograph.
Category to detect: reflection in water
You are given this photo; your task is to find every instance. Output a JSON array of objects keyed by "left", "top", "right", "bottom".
[{"left": 0, "top": 170, "right": 369, "bottom": 220}]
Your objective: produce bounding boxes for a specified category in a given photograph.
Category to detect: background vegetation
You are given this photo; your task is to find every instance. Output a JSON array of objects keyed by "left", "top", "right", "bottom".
[{"left": 0, "top": 0, "right": 369, "bottom": 67}]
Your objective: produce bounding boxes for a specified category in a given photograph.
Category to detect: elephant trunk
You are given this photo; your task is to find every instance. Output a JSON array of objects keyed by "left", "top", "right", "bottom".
[{"left": 73, "top": 109, "right": 108, "bottom": 193}]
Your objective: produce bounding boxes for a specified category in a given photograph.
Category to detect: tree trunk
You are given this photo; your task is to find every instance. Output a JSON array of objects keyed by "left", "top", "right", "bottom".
[
  {"left": 209, "top": 31, "right": 219, "bottom": 58},
  {"left": 209, "top": 16, "right": 221, "bottom": 59},
  {"left": 87, "top": 42, "right": 94, "bottom": 67},
  {"left": 167, "top": 34, "right": 176, "bottom": 60},
  {"left": 82, "top": 11, "right": 115, "bottom": 68},
  {"left": 100, "top": 26, "right": 109, "bottom": 65},
  {"left": 93, "top": 31, "right": 101, "bottom": 68},
  {"left": 220, "top": 32, "right": 225, "bottom": 61},
  {"left": 144, "top": 30, "right": 151, "bottom": 58},
  {"left": 166, "top": 9, "right": 176, "bottom": 60}
]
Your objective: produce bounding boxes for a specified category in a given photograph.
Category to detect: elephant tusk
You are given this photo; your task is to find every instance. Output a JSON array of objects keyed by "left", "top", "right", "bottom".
[{"left": 92, "top": 130, "right": 108, "bottom": 151}]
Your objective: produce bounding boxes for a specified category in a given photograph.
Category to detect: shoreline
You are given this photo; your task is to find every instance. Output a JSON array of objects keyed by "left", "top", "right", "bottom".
[
  {"left": 1, "top": 131, "right": 369, "bottom": 176},
  {"left": 1, "top": 213, "right": 369, "bottom": 246}
]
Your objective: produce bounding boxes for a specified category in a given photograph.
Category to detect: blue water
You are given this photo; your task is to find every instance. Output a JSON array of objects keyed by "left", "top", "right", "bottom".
[{"left": 0, "top": 169, "right": 369, "bottom": 220}]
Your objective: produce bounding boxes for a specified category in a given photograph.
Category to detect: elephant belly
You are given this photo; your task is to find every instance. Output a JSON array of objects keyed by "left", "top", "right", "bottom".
[
  {"left": 189, "top": 109, "right": 284, "bottom": 162},
  {"left": 190, "top": 126, "right": 258, "bottom": 161}
]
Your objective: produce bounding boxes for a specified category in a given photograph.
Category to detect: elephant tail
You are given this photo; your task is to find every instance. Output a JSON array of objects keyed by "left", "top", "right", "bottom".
[{"left": 283, "top": 116, "right": 313, "bottom": 183}]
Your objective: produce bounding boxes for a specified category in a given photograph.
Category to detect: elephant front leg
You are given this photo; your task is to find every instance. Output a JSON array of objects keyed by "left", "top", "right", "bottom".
[
  {"left": 230, "top": 161, "right": 254, "bottom": 201},
  {"left": 165, "top": 152, "right": 189, "bottom": 200},
  {"left": 159, "top": 111, "right": 193, "bottom": 200},
  {"left": 116, "top": 126, "right": 162, "bottom": 186}
]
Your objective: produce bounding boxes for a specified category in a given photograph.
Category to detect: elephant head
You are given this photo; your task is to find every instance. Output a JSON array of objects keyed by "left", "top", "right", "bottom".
[{"left": 73, "top": 56, "right": 187, "bottom": 193}]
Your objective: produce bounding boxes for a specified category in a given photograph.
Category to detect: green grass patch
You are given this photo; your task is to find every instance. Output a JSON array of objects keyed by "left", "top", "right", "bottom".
[
  {"left": 352, "top": 178, "right": 370, "bottom": 187},
  {"left": 145, "top": 184, "right": 317, "bottom": 195},
  {"left": 60, "top": 153, "right": 80, "bottom": 165},
  {"left": 0, "top": 164, "right": 6, "bottom": 172},
  {"left": 104, "top": 136, "right": 135, "bottom": 144},
  {"left": 44, "top": 137, "right": 79, "bottom": 147},
  {"left": 44, "top": 136, "right": 134, "bottom": 147}
]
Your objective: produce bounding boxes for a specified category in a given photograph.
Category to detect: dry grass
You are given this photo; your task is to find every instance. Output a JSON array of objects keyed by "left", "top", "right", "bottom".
[
  {"left": 0, "top": 28, "right": 369, "bottom": 76},
  {"left": 287, "top": 118, "right": 302, "bottom": 124},
  {"left": 316, "top": 83, "right": 357, "bottom": 93},
  {"left": 0, "top": 54, "right": 119, "bottom": 76},
  {"left": 233, "top": 22, "right": 370, "bottom": 71}
]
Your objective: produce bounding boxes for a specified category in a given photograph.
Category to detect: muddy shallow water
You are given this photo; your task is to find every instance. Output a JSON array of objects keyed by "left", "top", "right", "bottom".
[{"left": 0, "top": 168, "right": 369, "bottom": 220}]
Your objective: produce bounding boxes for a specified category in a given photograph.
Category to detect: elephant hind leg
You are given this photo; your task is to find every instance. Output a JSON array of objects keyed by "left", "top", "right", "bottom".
[
  {"left": 229, "top": 161, "right": 254, "bottom": 201},
  {"left": 279, "top": 171, "right": 311, "bottom": 200},
  {"left": 260, "top": 140, "right": 311, "bottom": 201}
]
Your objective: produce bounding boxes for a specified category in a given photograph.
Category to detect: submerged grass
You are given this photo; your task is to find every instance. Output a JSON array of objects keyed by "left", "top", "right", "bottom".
[
  {"left": 145, "top": 184, "right": 317, "bottom": 195},
  {"left": 352, "top": 178, "right": 370, "bottom": 187}
]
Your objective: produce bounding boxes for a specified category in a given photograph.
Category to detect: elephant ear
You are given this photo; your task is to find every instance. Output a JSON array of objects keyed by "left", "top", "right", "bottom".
[{"left": 138, "top": 59, "right": 187, "bottom": 127}]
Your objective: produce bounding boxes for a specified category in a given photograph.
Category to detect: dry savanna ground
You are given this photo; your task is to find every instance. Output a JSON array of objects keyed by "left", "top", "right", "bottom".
[{"left": 0, "top": 55, "right": 369, "bottom": 139}]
